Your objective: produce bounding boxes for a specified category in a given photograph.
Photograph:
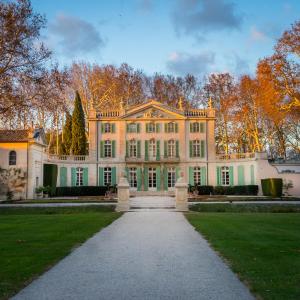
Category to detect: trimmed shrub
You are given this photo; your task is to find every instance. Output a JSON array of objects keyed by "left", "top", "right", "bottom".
[
  {"left": 261, "top": 178, "right": 283, "bottom": 197},
  {"left": 197, "top": 185, "right": 214, "bottom": 195},
  {"left": 56, "top": 186, "right": 115, "bottom": 197},
  {"left": 213, "top": 185, "right": 259, "bottom": 195}
]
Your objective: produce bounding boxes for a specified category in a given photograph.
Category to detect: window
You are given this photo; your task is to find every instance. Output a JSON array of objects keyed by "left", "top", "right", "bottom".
[
  {"left": 104, "top": 140, "right": 112, "bottom": 157},
  {"left": 168, "top": 140, "right": 175, "bottom": 157},
  {"left": 36, "top": 177, "right": 39, "bottom": 188},
  {"left": 168, "top": 167, "right": 176, "bottom": 188},
  {"left": 129, "top": 167, "right": 137, "bottom": 188},
  {"left": 104, "top": 167, "right": 112, "bottom": 186},
  {"left": 104, "top": 123, "right": 111, "bottom": 133},
  {"left": 148, "top": 167, "right": 157, "bottom": 188},
  {"left": 193, "top": 167, "right": 201, "bottom": 185},
  {"left": 221, "top": 166, "right": 230, "bottom": 186},
  {"left": 167, "top": 122, "right": 175, "bottom": 133},
  {"left": 129, "top": 139, "right": 137, "bottom": 157},
  {"left": 192, "top": 140, "right": 201, "bottom": 157},
  {"left": 76, "top": 167, "right": 83, "bottom": 186},
  {"left": 149, "top": 139, "right": 156, "bottom": 158},
  {"left": 192, "top": 122, "right": 200, "bottom": 133},
  {"left": 148, "top": 122, "right": 155, "bottom": 133},
  {"left": 9, "top": 150, "right": 16, "bottom": 165},
  {"left": 128, "top": 123, "right": 137, "bottom": 133}
]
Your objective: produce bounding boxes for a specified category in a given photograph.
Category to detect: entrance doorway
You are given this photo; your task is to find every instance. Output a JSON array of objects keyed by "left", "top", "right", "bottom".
[{"left": 148, "top": 167, "right": 157, "bottom": 190}]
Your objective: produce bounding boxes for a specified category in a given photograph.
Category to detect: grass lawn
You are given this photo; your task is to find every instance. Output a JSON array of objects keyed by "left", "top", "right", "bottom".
[
  {"left": 0, "top": 207, "right": 121, "bottom": 299},
  {"left": 186, "top": 213, "right": 300, "bottom": 300}
]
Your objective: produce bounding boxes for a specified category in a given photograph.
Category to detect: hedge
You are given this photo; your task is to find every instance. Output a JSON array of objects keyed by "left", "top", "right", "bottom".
[
  {"left": 43, "top": 164, "right": 58, "bottom": 196},
  {"left": 189, "top": 185, "right": 258, "bottom": 196},
  {"left": 56, "top": 185, "right": 117, "bottom": 197}
]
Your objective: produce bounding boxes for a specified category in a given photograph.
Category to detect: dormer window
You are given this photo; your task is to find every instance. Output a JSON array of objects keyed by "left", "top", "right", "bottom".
[{"left": 9, "top": 151, "right": 16, "bottom": 165}]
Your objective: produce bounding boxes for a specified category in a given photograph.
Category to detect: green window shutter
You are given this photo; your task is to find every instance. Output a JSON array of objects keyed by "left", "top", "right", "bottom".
[
  {"left": 137, "top": 167, "right": 142, "bottom": 191},
  {"left": 99, "top": 167, "right": 104, "bottom": 186},
  {"left": 176, "top": 140, "right": 179, "bottom": 158},
  {"left": 100, "top": 141, "right": 104, "bottom": 158},
  {"left": 111, "top": 167, "right": 116, "bottom": 185},
  {"left": 201, "top": 140, "right": 205, "bottom": 158},
  {"left": 229, "top": 166, "right": 234, "bottom": 186},
  {"left": 216, "top": 166, "right": 221, "bottom": 186},
  {"left": 200, "top": 122, "right": 205, "bottom": 133},
  {"left": 201, "top": 167, "right": 206, "bottom": 185},
  {"left": 137, "top": 123, "right": 140, "bottom": 133},
  {"left": 156, "top": 140, "right": 160, "bottom": 161},
  {"left": 145, "top": 140, "right": 149, "bottom": 161},
  {"left": 189, "top": 167, "right": 194, "bottom": 185},
  {"left": 156, "top": 167, "right": 161, "bottom": 191},
  {"left": 250, "top": 165, "right": 255, "bottom": 184},
  {"left": 175, "top": 123, "right": 178, "bottom": 133},
  {"left": 126, "top": 124, "right": 129, "bottom": 133},
  {"left": 126, "top": 141, "right": 129, "bottom": 157},
  {"left": 60, "top": 167, "right": 67, "bottom": 187},
  {"left": 112, "top": 123, "right": 116, "bottom": 133},
  {"left": 112, "top": 140, "right": 116, "bottom": 157},
  {"left": 164, "top": 141, "right": 168, "bottom": 158},
  {"left": 189, "top": 141, "right": 193, "bottom": 158},
  {"left": 163, "top": 167, "right": 168, "bottom": 191},
  {"left": 176, "top": 167, "right": 180, "bottom": 182},
  {"left": 164, "top": 123, "right": 168, "bottom": 133},
  {"left": 83, "top": 168, "right": 88, "bottom": 186},
  {"left": 190, "top": 123, "right": 193, "bottom": 133},
  {"left": 71, "top": 167, "right": 76, "bottom": 186},
  {"left": 125, "top": 167, "right": 129, "bottom": 181},
  {"left": 101, "top": 123, "right": 105, "bottom": 133},
  {"left": 137, "top": 140, "right": 141, "bottom": 158},
  {"left": 156, "top": 123, "right": 160, "bottom": 133},
  {"left": 237, "top": 165, "right": 245, "bottom": 185},
  {"left": 146, "top": 123, "right": 149, "bottom": 133},
  {"left": 144, "top": 167, "right": 149, "bottom": 191}
]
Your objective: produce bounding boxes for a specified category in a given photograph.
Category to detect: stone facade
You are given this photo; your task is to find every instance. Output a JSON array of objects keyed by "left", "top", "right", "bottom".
[{"left": 1, "top": 100, "right": 300, "bottom": 199}]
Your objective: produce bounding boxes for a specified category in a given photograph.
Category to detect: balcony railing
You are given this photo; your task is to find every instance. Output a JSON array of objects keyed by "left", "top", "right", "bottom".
[
  {"left": 125, "top": 155, "right": 180, "bottom": 163},
  {"left": 47, "top": 154, "right": 89, "bottom": 162},
  {"left": 216, "top": 153, "right": 255, "bottom": 161}
]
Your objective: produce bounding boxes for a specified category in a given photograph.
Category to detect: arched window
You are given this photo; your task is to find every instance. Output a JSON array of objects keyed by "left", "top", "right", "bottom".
[
  {"left": 168, "top": 140, "right": 175, "bottom": 157},
  {"left": 76, "top": 167, "right": 83, "bottom": 186},
  {"left": 104, "top": 140, "right": 112, "bottom": 157},
  {"left": 221, "top": 166, "right": 230, "bottom": 186},
  {"left": 9, "top": 151, "right": 16, "bottom": 165},
  {"left": 129, "top": 139, "right": 137, "bottom": 157},
  {"left": 149, "top": 139, "right": 156, "bottom": 158}
]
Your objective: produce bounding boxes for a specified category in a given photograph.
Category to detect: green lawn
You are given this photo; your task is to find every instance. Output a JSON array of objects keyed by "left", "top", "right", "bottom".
[
  {"left": 0, "top": 207, "right": 121, "bottom": 299},
  {"left": 186, "top": 213, "right": 300, "bottom": 300}
]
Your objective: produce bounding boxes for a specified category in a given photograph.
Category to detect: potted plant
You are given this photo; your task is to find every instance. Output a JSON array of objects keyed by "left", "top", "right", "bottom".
[
  {"left": 35, "top": 186, "right": 44, "bottom": 199},
  {"left": 43, "top": 186, "right": 51, "bottom": 198}
]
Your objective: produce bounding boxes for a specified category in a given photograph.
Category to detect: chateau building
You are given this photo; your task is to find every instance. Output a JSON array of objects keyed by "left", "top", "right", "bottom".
[{"left": 1, "top": 99, "right": 300, "bottom": 199}]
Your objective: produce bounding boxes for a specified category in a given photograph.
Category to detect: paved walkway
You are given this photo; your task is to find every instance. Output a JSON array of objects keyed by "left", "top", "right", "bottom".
[{"left": 13, "top": 209, "right": 254, "bottom": 300}]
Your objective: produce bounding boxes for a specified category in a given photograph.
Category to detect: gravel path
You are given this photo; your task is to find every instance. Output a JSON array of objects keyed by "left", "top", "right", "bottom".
[{"left": 13, "top": 210, "right": 254, "bottom": 300}]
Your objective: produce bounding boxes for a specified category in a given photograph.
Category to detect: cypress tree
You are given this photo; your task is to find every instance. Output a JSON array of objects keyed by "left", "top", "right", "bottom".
[
  {"left": 62, "top": 112, "right": 72, "bottom": 154},
  {"left": 71, "top": 91, "right": 87, "bottom": 155}
]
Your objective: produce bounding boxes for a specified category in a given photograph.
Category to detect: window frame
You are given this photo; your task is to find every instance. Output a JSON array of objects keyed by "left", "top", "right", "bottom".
[
  {"left": 148, "top": 167, "right": 157, "bottom": 188},
  {"left": 128, "top": 123, "right": 137, "bottom": 133},
  {"left": 148, "top": 122, "right": 155, "bottom": 133},
  {"left": 129, "top": 139, "right": 137, "bottom": 158},
  {"left": 167, "top": 167, "right": 176, "bottom": 188},
  {"left": 168, "top": 140, "right": 175, "bottom": 157},
  {"left": 76, "top": 167, "right": 83, "bottom": 186},
  {"left": 129, "top": 167, "right": 137, "bottom": 188},
  {"left": 104, "top": 167, "right": 112, "bottom": 186},
  {"left": 104, "top": 140, "right": 112, "bottom": 158},
  {"left": 167, "top": 122, "right": 175, "bottom": 133},
  {"left": 104, "top": 123, "right": 111, "bottom": 133},
  {"left": 192, "top": 140, "right": 201, "bottom": 157},
  {"left": 9, "top": 150, "right": 16, "bottom": 166},
  {"left": 149, "top": 139, "right": 156, "bottom": 158},
  {"left": 221, "top": 166, "right": 230, "bottom": 186},
  {"left": 192, "top": 122, "right": 200, "bottom": 133},
  {"left": 193, "top": 167, "right": 201, "bottom": 185}
]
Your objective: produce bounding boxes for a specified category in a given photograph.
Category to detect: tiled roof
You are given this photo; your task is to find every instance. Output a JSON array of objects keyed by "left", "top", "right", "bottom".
[{"left": 0, "top": 129, "right": 31, "bottom": 142}]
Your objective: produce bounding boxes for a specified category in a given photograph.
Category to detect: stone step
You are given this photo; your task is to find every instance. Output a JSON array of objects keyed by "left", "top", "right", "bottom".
[{"left": 130, "top": 191, "right": 175, "bottom": 197}]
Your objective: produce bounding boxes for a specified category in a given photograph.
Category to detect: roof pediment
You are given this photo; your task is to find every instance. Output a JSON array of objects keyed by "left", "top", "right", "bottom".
[{"left": 121, "top": 100, "right": 185, "bottom": 120}]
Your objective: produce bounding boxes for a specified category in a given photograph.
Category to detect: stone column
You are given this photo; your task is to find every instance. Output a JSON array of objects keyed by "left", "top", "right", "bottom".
[
  {"left": 116, "top": 173, "right": 130, "bottom": 212},
  {"left": 175, "top": 173, "right": 189, "bottom": 211}
]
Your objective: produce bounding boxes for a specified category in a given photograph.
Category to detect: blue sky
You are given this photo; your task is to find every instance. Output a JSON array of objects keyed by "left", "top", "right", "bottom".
[{"left": 31, "top": 0, "right": 300, "bottom": 77}]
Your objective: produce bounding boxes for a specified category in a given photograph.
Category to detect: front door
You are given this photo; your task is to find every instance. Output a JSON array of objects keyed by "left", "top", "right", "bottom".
[{"left": 148, "top": 167, "right": 157, "bottom": 191}]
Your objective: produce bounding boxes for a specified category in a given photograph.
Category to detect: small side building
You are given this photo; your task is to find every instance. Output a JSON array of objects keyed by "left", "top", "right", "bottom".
[{"left": 0, "top": 128, "right": 47, "bottom": 200}]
